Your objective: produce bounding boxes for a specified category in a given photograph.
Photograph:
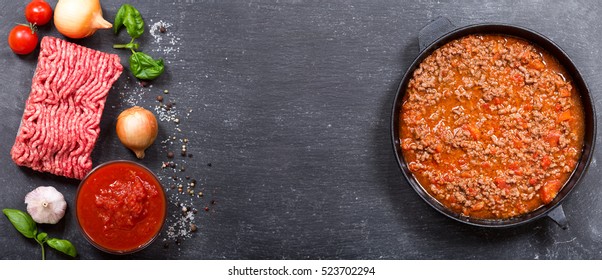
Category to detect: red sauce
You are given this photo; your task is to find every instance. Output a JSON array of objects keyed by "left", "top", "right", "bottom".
[
  {"left": 76, "top": 161, "right": 166, "bottom": 253},
  {"left": 400, "top": 35, "right": 584, "bottom": 219}
]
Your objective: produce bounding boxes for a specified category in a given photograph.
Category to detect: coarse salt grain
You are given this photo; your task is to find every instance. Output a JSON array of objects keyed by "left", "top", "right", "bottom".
[{"left": 149, "top": 20, "right": 181, "bottom": 58}]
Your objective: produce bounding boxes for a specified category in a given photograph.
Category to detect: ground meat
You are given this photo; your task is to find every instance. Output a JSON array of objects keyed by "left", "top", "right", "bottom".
[
  {"left": 400, "top": 34, "right": 585, "bottom": 219},
  {"left": 11, "top": 37, "right": 123, "bottom": 179}
]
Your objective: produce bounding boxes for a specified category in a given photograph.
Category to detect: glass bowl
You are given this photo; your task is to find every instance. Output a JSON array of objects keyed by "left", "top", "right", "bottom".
[{"left": 75, "top": 160, "right": 167, "bottom": 254}]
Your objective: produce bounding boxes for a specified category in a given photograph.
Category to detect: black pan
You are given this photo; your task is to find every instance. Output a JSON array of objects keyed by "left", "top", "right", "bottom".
[{"left": 391, "top": 17, "right": 596, "bottom": 228}]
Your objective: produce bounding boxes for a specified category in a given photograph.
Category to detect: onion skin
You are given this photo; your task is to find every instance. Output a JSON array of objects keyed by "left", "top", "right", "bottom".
[
  {"left": 54, "top": 0, "right": 112, "bottom": 39},
  {"left": 116, "top": 106, "right": 158, "bottom": 159}
]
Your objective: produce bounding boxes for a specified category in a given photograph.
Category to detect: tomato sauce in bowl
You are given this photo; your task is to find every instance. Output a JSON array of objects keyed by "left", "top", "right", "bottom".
[{"left": 75, "top": 160, "right": 166, "bottom": 254}]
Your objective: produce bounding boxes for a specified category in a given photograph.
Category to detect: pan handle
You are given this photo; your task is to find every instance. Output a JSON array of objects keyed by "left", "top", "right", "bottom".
[
  {"left": 547, "top": 205, "right": 569, "bottom": 229},
  {"left": 418, "top": 16, "right": 456, "bottom": 52}
]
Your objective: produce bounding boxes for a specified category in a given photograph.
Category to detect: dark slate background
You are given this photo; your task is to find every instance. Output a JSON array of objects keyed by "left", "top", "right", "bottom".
[{"left": 0, "top": 0, "right": 600, "bottom": 260}]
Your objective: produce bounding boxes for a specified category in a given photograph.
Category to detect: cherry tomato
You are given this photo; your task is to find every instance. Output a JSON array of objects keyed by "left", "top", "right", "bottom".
[
  {"left": 25, "top": 0, "right": 53, "bottom": 26},
  {"left": 8, "top": 25, "right": 38, "bottom": 55}
]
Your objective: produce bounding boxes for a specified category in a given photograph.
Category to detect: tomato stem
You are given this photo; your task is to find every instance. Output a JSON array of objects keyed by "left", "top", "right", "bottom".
[{"left": 17, "top": 22, "right": 38, "bottom": 34}]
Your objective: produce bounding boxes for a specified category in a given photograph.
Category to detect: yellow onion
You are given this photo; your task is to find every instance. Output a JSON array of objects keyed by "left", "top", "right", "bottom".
[
  {"left": 54, "top": 0, "right": 112, "bottom": 39},
  {"left": 116, "top": 106, "right": 158, "bottom": 159}
]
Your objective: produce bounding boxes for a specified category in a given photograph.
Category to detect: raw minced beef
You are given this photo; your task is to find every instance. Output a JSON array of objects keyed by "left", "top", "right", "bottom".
[{"left": 11, "top": 36, "right": 123, "bottom": 179}]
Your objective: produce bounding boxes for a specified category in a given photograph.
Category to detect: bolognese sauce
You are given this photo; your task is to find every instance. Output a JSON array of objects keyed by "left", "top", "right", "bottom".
[{"left": 400, "top": 34, "right": 584, "bottom": 219}]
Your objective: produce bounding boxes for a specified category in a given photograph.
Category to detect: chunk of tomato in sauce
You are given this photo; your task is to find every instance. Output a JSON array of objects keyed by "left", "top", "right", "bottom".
[
  {"left": 557, "top": 110, "right": 572, "bottom": 123},
  {"left": 528, "top": 60, "right": 545, "bottom": 70},
  {"left": 508, "top": 162, "right": 523, "bottom": 175},
  {"left": 539, "top": 180, "right": 562, "bottom": 204},
  {"left": 495, "top": 177, "right": 509, "bottom": 189},
  {"left": 492, "top": 97, "right": 503, "bottom": 105},
  {"left": 513, "top": 140, "right": 525, "bottom": 149},
  {"left": 541, "top": 156, "right": 552, "bottom": 169},
  {"left": 559, "top": 88, "right": 571, "bottom": 97},
  {"left": 463, "top": 124, "right": 481, "bottom": 140},
  {"left": 555, "top": 103, "right": 563, "bottom": 112},
  {"left": 545, "top": 131, "right": 561, "bottom": 147},
  {"left": 481, "top": 103, "right": 491, "bottom": 112}
]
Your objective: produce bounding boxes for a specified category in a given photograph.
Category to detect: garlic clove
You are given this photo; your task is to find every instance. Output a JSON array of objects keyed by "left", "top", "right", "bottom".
[{"left": 24, "top": 186, "right": 67, "bottom": 224}]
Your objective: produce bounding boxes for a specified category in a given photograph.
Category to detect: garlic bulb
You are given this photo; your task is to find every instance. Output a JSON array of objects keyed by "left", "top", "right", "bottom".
[
  {"left": 54, "top": 0, "right": 112, "bottom": 39},
  {"left": 24, "top": 186, "right": 67, "bottom": 224}
]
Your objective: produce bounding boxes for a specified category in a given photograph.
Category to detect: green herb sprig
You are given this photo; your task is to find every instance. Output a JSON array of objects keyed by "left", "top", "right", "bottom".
[
  {"left": 113, "top": 4, "right": 165, "bottom": 80},
  {"left": 3, "top": 209, "right": 77, "bottom": 260}
]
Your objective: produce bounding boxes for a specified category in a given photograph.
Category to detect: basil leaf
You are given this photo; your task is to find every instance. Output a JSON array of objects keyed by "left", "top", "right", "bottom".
[
  {"left": 124, "top": 8, "right": 145, "bottom": 39},
  {"left": 47, "top": 238, "right": 77, "bottom": 258},
  {"left": 114, "top": 4, "right": 145, "bottom": 39},
  {"left": 113, "top": 4, "right": 127, "bottom": 34},
  {"left": 2, "top": 209, "right": 37, "bottom": 239},
  {"left": 129, "top": 52, "right": 165, "bottom": 80},
  {"left": 36, "top": 232, "right": 48, "bottom": 243}
]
